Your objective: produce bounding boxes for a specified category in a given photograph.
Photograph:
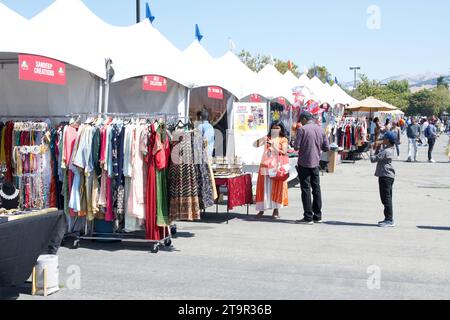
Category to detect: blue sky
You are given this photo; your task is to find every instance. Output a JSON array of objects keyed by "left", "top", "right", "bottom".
[{"left": 2, "top": 0, "right": 449, "bottom": 82}]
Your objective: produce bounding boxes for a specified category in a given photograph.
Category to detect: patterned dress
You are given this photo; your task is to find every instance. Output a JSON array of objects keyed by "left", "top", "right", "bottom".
[{"left": 169, "top": 130, "right": 201, "bottom": 221}]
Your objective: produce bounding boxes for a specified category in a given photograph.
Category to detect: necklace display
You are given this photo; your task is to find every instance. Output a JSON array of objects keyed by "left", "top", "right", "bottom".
[{"left": 0, "top": 188, "right": 19, "bottom": 200}]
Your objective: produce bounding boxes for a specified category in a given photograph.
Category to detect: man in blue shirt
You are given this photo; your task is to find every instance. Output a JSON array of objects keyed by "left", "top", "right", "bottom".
[
  {"left": 196, "top": 110, "right": 215, "bottom": 160},
  {"left": 425, "top": 119, "right": 438, "bottom": 163}
]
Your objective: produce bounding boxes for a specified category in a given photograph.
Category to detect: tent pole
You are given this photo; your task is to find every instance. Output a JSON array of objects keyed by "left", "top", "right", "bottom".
[
  {"left": 104, "top": 58, "right": 113, "bottom": 114},
  {"left": 185, "top": 88, "right": 192, "bottom": 121},
  {"left": 98, "top": 78, "right": 104, "bottom": 114},
  {"left": 104, "top": 79, "right": 110, "bottom": 114}
]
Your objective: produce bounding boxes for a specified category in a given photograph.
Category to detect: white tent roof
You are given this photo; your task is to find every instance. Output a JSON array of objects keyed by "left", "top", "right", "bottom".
[
  {"left": 298, "top": 73, "right": 311, "bottom": 87},
  {"left": 216, "top": 51, "right": 259, "bottom": 99},
  {"left": 0, "top": 2, "right": 27, "bottom": 25},
  {"left": 331, "top": 84, "right": 359, "bottom": 105},
  {"left": 0, "top": 3, "right": 29, "bottom": 59},
  {"left": 283, "top": 70, "right": 300, "bottom": 89},
  {"left": 110, "top": 20, "right": 188, "bottom": 85},
  {"left": 181, "top": 41, "right": 225, "bottom": 90},
  {"left": 23, "top": 0, "right": 111, "bottom": 79},
  {"left": 302, "top": 76, "right": 327, "bottom": 102},
  {"left": 1, "top": 0, "right": 112, "bottom": 79},
  {"left": 257, "top": 64, "right": 294, "bottom": 103}
]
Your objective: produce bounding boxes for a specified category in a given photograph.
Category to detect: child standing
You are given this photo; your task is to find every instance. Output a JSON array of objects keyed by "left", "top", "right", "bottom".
[{"left": 370, "top": 132, "right": 397, "bottom": 228}]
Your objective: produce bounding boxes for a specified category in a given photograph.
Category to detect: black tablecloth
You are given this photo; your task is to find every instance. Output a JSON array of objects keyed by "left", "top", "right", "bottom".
[{"left": 0, "top": 211, "right": 66, "bottom": 287}]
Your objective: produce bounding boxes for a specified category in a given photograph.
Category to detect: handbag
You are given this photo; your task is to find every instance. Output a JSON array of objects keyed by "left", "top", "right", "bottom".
[{"left": 268, "top": 154, "right": 291, "bottom": 182}]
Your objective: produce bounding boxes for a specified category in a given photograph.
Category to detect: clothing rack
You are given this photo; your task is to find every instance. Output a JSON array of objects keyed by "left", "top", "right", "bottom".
[{"left": 63, "top": 111, "right": 181, "bottom": 253}]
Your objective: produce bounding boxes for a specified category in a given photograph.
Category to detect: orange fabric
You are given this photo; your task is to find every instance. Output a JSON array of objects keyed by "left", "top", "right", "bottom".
[{"left": 255, "top": 137, "right": 289, "bottom": 207}]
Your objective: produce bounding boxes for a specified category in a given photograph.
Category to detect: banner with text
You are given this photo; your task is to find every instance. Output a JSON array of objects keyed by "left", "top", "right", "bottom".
[
  {"left": 19, "top": 54, "right": 66, "bottom": 85},
  {"left": 143, "top": 75, "right": 168, "bottom": 92},
  {"left": 207, "top": 86, "right": 224, "bottom": 100}
]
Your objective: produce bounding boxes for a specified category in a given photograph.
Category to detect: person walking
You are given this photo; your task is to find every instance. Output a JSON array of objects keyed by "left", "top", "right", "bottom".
[
  {"left": 293, "top": 112, "right": 330, "bottom": 225},
  {"left": 369, "top": 118, "right": 376, "bottom": 144},
  {"left": 254, "top": 121, "right": 289, "bottom": 219},
  {"left": 385, "top": 119, "right": 392, "bottom": 132},
  {"left": 371, "top": 132, "right": 397, "bottom": 228},
  {"left": 390, "top": 122, "right": 402, "bottom": 159},
  {"left": 406, "top": 118, "right": 421, "bottom": 162},
  {"left": 373, "top": 118, "right": 382, "bottom": 145},
  {"left": 420, "top": 118, "right": 429, "bottom": 146},
  {"left": 425, "top": 119, "right": 438, "bottom": 163}
]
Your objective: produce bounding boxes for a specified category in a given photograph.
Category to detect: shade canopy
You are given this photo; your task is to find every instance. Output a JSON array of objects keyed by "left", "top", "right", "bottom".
[{"left": 346, "top": 97, "right": 398, "bottom": 112}]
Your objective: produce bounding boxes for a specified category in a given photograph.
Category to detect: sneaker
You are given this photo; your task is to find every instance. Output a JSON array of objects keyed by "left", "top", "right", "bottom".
[
  {"left": 406, "top": 159, "right": 412, "bottom": 163},
  {"left": 314, "top": 219, "right": 324, "bottom": 224},
  {"left": 296, "top": 219, "right": 314, "bottom": 225},
  {"left": 429, "top": 159, "right": 436, "bottom": 163},
  {"left": 378, "top": 220, "right": 396, "bottom": 228}
]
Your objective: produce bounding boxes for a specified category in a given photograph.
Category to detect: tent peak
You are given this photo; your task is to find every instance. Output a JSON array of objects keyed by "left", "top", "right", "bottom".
[{"left": 0, "top": 2, "right": 28, "bottom": 24}]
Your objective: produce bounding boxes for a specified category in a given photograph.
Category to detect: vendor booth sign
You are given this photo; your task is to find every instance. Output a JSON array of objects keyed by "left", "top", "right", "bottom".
[
  {"left": 143, "top": 75, "right": 168, "bottom": 92},
  {"left": 19, "top": 55, "right": 66, "bottom": 85},
  {"left": 232, "top": 102, "right": 268, "bottom": 165},
  {"left": 207, "top": 87, "right": 224, "bottom": 100}
]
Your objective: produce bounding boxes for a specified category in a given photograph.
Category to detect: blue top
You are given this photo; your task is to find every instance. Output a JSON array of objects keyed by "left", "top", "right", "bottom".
[{"left": 197, "top": 121, "right": 215, "bottom": 159}]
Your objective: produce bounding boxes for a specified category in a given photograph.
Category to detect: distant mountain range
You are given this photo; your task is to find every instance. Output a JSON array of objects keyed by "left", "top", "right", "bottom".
[{"left": 342, "top": 73, "right": 450, "bottom": 92}]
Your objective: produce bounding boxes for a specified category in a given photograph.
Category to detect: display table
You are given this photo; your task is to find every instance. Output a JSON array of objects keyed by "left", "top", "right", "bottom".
[
  {"left": 0, "top": 210, "right": 65, "bottom": 287},
  {"left": 214, "top": 174, "right": 254, "bottom": 224}
]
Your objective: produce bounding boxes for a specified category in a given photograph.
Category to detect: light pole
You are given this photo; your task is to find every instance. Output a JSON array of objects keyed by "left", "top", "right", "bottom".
[
  {"left": 349, "top": 67, "right": 361, "bottom": 90},
  {"left": 136, "top": 0, "right": 141, "bottom": 23}
]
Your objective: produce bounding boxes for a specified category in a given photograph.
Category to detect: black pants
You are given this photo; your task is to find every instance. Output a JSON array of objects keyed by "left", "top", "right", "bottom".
[
  {"left": 428, "top": 138, "right": 436, "bottom": 161},
  {"left": 379, "top": 177, "right": 394, "bottom": 222},
  {"left": 297, "top": 166, "right": 323, "bottom": 221}
]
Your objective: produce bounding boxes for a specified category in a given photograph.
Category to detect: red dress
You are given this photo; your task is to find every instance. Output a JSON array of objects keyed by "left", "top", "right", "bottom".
[{"left": 145, "top": 124, "right": 161, "bottom": 241}]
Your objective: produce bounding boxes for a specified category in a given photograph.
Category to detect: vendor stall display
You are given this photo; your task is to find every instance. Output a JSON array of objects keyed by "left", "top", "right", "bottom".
[
  {"left": 0, "top": 210, "right": 65, "bottom": 287},
  {"left": 212, "top": 156, "right": 244, "bottom": 177},
  {"left": 214, "top": 174, "right": 253, "bottom": 224}
]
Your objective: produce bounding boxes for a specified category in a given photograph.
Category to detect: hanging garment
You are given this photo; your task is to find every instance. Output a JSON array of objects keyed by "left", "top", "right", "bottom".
[
  {"left": 4, "top": 122, "right": 14, "bottom": 182},
  {"left": 154, "top": 125, "right": 170, "bottom": 227},
  {"left": 169, "top": 130, "right": 201, "bottom": 222},
  {"left": 193, "top": 129, "right": 215, "bottom": 210},
  {"left": 145, "top": 124, "right": 161, "bottom": 240},
  {"left": 126, "top": 125, "right": 146, "bottom": 220}
]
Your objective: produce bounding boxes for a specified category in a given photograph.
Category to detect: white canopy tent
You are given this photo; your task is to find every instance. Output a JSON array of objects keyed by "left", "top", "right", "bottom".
[
  {"left": 298, "top": 73, "right": 311, "bottom": 87},
  {"left": 216, "top": 51, "right": 260, "bottom": 100},
  {"left": 283, "top": 70, "right": 300, "bottom": 91},
  {"left": 330, "top": 84, "right": 359, "bottom": 105},
  {"left": 257, "top": 64, "right": 294, "bottom": 104},
  {"left": 0, "top": 0, "right": 105, "bottom": 116},
  {"left": 107, "top": 19, "right": 188, "bottom": 116}
]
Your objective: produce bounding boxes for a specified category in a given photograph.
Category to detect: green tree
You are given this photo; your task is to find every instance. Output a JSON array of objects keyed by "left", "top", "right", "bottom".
[
  {"left": 434, "top": 86, "right": 450, "bottom": 115},
  {"left": 351, "top": 75, "right": 410, "bottom": 110},
  {"left": 274, "top": 59, "right": 300, "bottom": 77},
  {"left": 436, "top": 76, "right": 449, "bottom": 90},
  {"left": 408, "top": 90, "right": 441, "bottom": 116},
  {"left": 307, "top": 65, "right": 333, "bottom": 84},
  {"left": 238, "top": 50, "right": 300, "bottom": 76}
]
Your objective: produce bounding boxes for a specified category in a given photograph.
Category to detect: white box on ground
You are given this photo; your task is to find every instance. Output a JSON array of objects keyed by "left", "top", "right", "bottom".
[{"left": 34, "top": 255, "right": 60, "bottom": 296}]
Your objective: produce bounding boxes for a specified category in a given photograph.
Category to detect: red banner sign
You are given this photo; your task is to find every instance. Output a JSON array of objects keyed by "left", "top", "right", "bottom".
[
  {"left": 19, "top": 54, "right": 66, "bottom": 85},
  {"left": 250, "top": 94, "right": 262, "bottom": 103},
  {"left": 207, "top": 86, "right": 224, "bottom": 100},
  {"left": 143, "top": 75, "right": 168, "bottom": 92}
]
